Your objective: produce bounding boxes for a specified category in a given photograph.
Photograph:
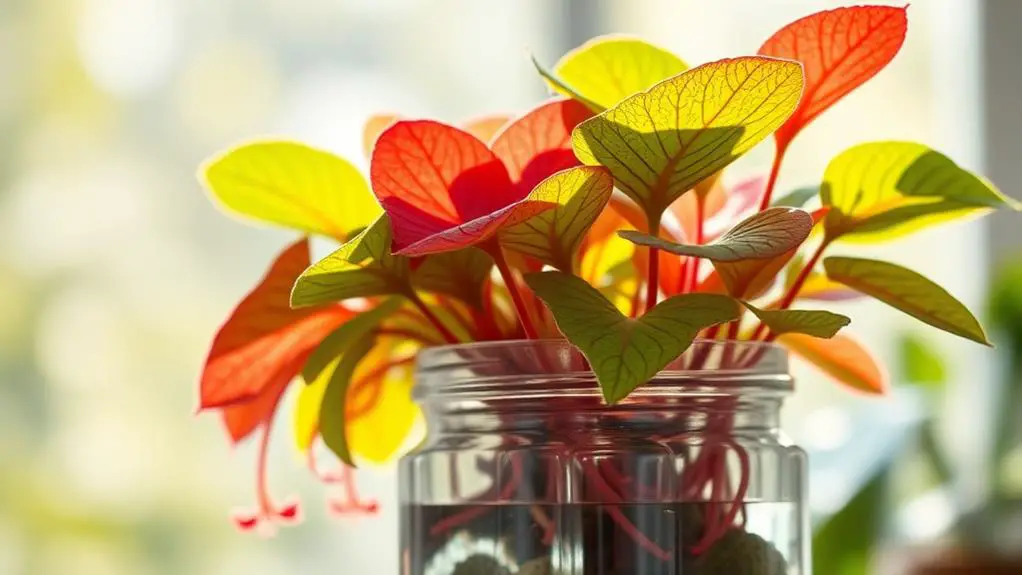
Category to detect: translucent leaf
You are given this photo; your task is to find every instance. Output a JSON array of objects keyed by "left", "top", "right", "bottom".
[
  {"left": 779, "top": 333, "right": 887, "bottom": 394},
  {"left": 525, "top": 271, "right": 739, "bottom": 404},
  {"left": 500, "top": 166, "right": 614, "bottom": 272},
  {"left": 825, "top": 256, "right": 990, "bottom": 345},
  {"left": 201, "top": 141, "right": 380, "bottom": 239},
  {"left": 347, "top": 359, "right": 418, "bottom": 464},
  {"left": 572, "top": 57, "right": 804, "bottom": 220},
  {"left": 412, "top": 248, "right": 494, "bottom": 308}
]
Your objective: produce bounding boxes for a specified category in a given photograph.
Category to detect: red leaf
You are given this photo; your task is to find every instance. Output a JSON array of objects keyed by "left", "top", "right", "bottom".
[
  {"left": 371, "top": 120, "right": 555, "bottom": 257},
  {"left": 200, "top": 239, "right": 352, "bottom": 409},
  {"left": 759, "top": 5, "right": 908, "bottom": 151},
  {"left": 221, "top": 375, "right": 289, "bottom": 443},
  {"left": 490, "top": 99, "right": 593, "bottom": 196}
]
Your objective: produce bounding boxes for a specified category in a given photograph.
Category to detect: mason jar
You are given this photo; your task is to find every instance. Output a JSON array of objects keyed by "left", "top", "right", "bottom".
[{"left": 399, "top": 340, "right": 808, "bottom": 575}]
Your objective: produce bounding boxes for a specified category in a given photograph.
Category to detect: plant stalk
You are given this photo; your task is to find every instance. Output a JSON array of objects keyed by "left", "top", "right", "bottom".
[
  {"left": 488, "top": 242, "right": 540, "bottom": 339},
  {"left": 408, "top": 292, "right": 460, "bottom": 344},
  {"left": 758, "top": 140, "right": 788, "bottom": 211},
  {"left": 645, "top": 220, "right": 662, "bottom": 313}
]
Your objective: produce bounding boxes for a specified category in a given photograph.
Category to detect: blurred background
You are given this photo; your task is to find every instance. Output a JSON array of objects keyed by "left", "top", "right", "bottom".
[{"left": 1, "top": 0, "right": 1020, "bottom": 573}]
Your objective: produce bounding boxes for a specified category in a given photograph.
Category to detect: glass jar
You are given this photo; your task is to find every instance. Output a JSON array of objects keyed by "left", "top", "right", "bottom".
[{"left": 400, "top": 340, "right": 808, "bottom": 575}]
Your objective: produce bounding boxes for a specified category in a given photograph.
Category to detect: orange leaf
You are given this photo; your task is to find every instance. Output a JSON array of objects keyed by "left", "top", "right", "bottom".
[
  {"left": 779, "top": 333, "right": 887, "bottom": 394},
  {"left": 759, "top": 5, "right": 908, "bottom": 151},
  {"left": 222, "top": 376, "right": 289, "bottom": 443},
  {"left": 491, "top": 99, "right": 593, "bottom": 197},
  {"left": 362, "top": 114, "right": 398, "bottom": 159},
  {"left": 463, "top": 114, "right": 512, "bottom": 143},
  {"left": 199, "top": 239, "right": 352, "bottom": 409}
]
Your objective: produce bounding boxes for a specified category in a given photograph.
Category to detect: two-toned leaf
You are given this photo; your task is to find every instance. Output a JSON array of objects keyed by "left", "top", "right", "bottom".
[
  {"left": 318, "top": 336, "right": 377, "bottom": 466},
  {"left": 759, "top": 5, "right": 909, "bottom": 151},
  {"left": 743, "top": 302, "right": 850, "bottom": 339},
  {"left": 412, "top": 248, "right": 494, "bottom": 308},
  {"left": 543, "top": 36, "right": 688, "bottom": 112},
  {"left": 200, "top": 239, "right": 353, "bottom": 411},
  {"left": 779, "top": 333, "right": 886, "bottom": 395},
  {"left": 500, "top": 166, "right": 614, "bottom": 271},
  {"left": 291, "top": 215, "right": 411, "bottom": 308},
  {"left": 201, "top": 141, "right": 380, "bottom": 239},
  {"left": 370, "top": 120, "right": 555, "bottom": 257},
  {"left": 825, "top": 256, "right": 990, "bottom": 345},
  {"left": 620, "top": 207, "right": 813, "bottom": 262},
  {"left": 822, "top": 142, "right": 1019, "bottom": 242},
  {"left": 525, "top": 271, "right": 739, "bottom": 404},
  {"left": 572, "top": 57, "right": 804, "bottom": 220},
  {"left": 490, "top": 99, "right": 593, "bottom": 196}
]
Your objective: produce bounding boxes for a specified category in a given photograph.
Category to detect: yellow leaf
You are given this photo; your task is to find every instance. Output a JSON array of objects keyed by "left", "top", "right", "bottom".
[
  {"left": 572, "top": 57, "right": 804, "bottom": 220},
  {"left": 201, "top": 141, "right": 381, "bottom": 240},
  {"left": 779, "top": 333, "right": 887, "bottom": 395},
  {"left": 293, "top": 355, "right": 336, "bottom": 452},
  {"left": 347, "top": 361, "right": 419, "bottom": 464},
  {"left": 822, "top": 141, "right": 1020, "bottom": 242},
  {"left": 552, "top": 36, "right": 688, "bottom": 111}
]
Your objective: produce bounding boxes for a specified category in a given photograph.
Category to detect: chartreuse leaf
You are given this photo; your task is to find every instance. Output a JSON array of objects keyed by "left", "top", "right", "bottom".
[
  {"left": 779, "top": 333, "right": 886, "bottom": 395},
  {"left": 760, "top": 5, "right": 908, "bottom": 152},
  {"left": 619, "top": 207, "right": 812, "bottom": 262},
  {"left": 572, "top": 57, "right": 804, "bottom": 221},
  {"left": 412, "top": 248, "right": 493, "bottom": 309},
  {"left": 822, "top": 142, "right": 1020, "bottom": 242},
  {"left": 201, "top": 141, "right": 381, "bottom": 239},
  {"left": 772, "top": 186, "right": 819, "bottom": 209},
  {"left": 525, "top": 271, "right": 739, "bottom": 404},
  {"left": 347, "top": 352, "right": 418, "bottom": 464},
  {"left": 898, "top": 333, "right": 947, "bottom": 388},
  {"left": 825, "top": 256, "right": 990, "bottom": 346},
  {"left": 301, "top": 298, "right": 403, "bottom": 382},
  {"left": 742, "top": 302, "right": 850, "bottom": 339},
  {"left": 318, "top": 335, "right": 377, "bottom": 466},
  {"left": 291, "top": 215, "right": 411, "bottom": 307},
  {"left": 813, "top": 464, "right": 886, "bottom": 575},
  {"left": 499, "top": 166, "right": 614, "bottom": 272},
  {"left": 544, "top": 36, "right": 688, "bottom": 112}
]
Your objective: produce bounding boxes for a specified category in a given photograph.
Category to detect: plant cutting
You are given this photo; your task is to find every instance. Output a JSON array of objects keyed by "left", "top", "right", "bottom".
[{"left": 197, "top": 5, "right": 1018, "bottom": 574}]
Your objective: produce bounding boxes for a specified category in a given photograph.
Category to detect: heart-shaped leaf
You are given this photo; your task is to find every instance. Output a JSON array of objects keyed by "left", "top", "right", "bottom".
[
  {"left": 370, "top": 120, "right": 556, "bottom": 257},
  {"left": 619, "top": 207, "right": 813, "bottom": 262},
  {"left": 542, "top": 36, "right": 688, "bottom": 112},
  {"left": 412, "top": 248, "right": 494, "bottom": 308},
  {"left": 822, "top": 142, "right": 1020, "bottom": 242},
  {"left": 779, "top": 333, "right": 886, "bottom": 395},
  {"left": 525, "top": 271, "right": 739, "bottom": 404},
  {"left": 742, "top": 302, "right": 850, "bottom": 339},
  {"left": 759, "top": 5, "right": 908, "bottom": 152},
  {"left": 317, "top": 335, "right": 377, "bottom": 466},
  {"left": 490, "top": 99, "right": 593, "bottom": 196},
  {"left": 201, "top": 141, "right": 381, "bottom": 239},
  {"left": 200, "top": 239, "right": 353, "bottom": 411},
  {"left": 572, "top": 57, "right": 804, "bottom": 221},
  {"left": 771, "top": 186, "right": 819, "bottom": 209},
  {"left": 824, "top": 256, "right": 990, "bottom": 345},
  {"left": 291, "top": 215, "right": 411, "bottom": 308},
  {"left": 363, "top": 114, "right": 511, "bottom": 158},
  {"left": 500, "top": 166, "right": 614, "bottom": 271}
]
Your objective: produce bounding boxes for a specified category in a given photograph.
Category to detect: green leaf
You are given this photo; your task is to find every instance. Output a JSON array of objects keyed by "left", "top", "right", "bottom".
[
  {"left": 821, "top": 142, "right": 1020, "bottom": 242},
  {"left": 301, "top": 298, "right": 403, "bottom": 382},
  {"left": 499, "top": 166, "right": 614, "bottom": 272},
  {"left": 619, "top": 207, "right": 813, "bottom": 262},
  {"left": 813, "top": 467, "right": 886, "bottom": 575},
  {"left": 318, "top": 335, "right": 377, "bottom": 467},
  {"left": 525, "top": 271, "right": 739, "bottom": 404},
  {"left": 291, "top": 215, "right": 411, "bottom": 308},
  {"left": 572, "top": 57, "right": 804, "bottom": 220},
  {"left": 743, "top": 302, "right": 850, "bottom": 339},
  {"left": 531, "top": 55, "right": 603, "bottom": 113},
  {"left": 771, "top": 186, "right": 819, "bottom": 208},
  {"left": 897, "top": 333, "right": 948, "bottom": 388},
  {"left": 547, "top": 36, "right": 688, "bottom": 112},
  {"left": 412, "top": 248, "right": 493, "bottom": 309},
  {"left": 825, "top": 256, "right": 991, "bottom": 345},
  {"left": 200, "top": 141, "right": 381, "bottom": 239}
]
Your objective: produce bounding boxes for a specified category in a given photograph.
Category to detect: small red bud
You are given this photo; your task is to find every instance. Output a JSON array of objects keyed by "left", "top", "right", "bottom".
[
  {"left": 233, "top": 513, "right": 259, "bottom": 531},
  {"left": 277, "top": 502, "right": 301, "bottom": 522}
]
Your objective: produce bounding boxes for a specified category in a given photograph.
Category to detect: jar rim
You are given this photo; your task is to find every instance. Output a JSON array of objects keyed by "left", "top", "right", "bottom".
[{"left": 414, "top": 339, "right": 792, "bottom": 401}]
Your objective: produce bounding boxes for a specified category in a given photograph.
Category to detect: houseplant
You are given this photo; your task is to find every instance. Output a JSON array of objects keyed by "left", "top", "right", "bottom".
[{"left": 197, "top": 4, "right": 1018, "bottom": 573}]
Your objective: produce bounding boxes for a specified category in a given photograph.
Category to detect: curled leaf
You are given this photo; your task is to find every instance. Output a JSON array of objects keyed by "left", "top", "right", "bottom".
[
  {"left": 525, "top": 271, "right": 739, "bottom": 404},
  {"left": 825, "top": 256, "right": 990, "bottom": 345},
  {"left": 500, "top": 166, "right": 614, "bottom": 272},
  {"left": 779, "top": 333, "right": 887, "bottom": 394},
  {"left": 620, "top": 207, "right": 813, "bottom": 262},
  {"left": 760, "top": 5, "right": 908, "bottom": 151},
  {"left": 201, "top": 141, "right": 380, "bottom": 239},
  {"left": 572, "top": 57, "right": 804, "bottom": 220}
]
